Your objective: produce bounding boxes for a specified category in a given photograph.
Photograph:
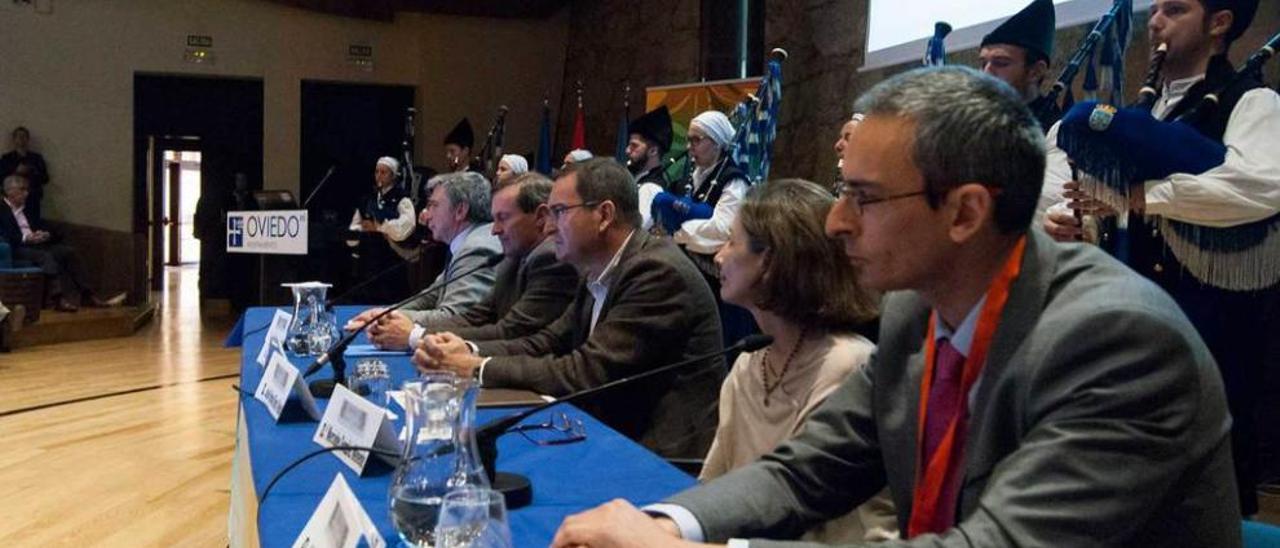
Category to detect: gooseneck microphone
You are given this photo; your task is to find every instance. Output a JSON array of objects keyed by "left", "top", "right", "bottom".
[
  {"left": 474, "top": 333, "right": 774, "bottom": 508},
  {"left": 302, "top": 252, "right": 505, "bottom": 396}
]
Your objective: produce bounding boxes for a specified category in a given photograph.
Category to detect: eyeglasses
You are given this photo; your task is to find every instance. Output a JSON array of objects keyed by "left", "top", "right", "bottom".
[
  {"left": 511, "top": 412, "right": 587, "bottom": 446},
  {"left": 548, "top": 201, "right": 600, "bottom": 221},
  {"left": 686, "top": 135, "right": 708, "bottom": 146},
  {"left": 831, "top": 180, "right": 928, "bottom": 215}
]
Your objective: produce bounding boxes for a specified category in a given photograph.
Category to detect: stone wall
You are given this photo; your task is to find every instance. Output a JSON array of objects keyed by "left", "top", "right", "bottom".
[{"left": 554, "top": 0, "right": 702, "bottom": 159}]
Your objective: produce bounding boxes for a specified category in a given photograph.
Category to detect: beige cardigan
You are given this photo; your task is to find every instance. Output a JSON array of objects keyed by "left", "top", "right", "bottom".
[{"left": 700, "top": 331, "right": 899, "bottom": 542}]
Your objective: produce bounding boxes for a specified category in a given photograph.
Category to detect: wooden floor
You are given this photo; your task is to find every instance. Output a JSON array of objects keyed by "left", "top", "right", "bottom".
[{"left": 0, "top": 265, "right": 240, "bottom": 546}]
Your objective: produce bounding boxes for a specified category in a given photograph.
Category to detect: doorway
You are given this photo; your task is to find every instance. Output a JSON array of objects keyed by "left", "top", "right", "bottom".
[
  {"left": 133, "top": 74, "right": 263, "bottom": 308},
  {"left": 162, "top": 150, "right": 202, "bottom": 266}
]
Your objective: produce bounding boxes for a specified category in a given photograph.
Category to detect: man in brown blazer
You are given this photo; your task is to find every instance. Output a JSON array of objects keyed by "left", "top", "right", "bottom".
[
  {"left": 416, "top": 158, "right": 725, "bottom": 459},
  {"left": 365, "top": 172, "right": 578, "bottom": 348}
]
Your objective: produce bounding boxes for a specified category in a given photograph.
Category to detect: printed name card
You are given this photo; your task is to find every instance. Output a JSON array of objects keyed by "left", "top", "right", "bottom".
[
  {"left": 290, "top": 473, "right": 385, "bottom": 548},
  {"left": 313, "top": 383, "right": 399, "bottom": 474},
  {"left": 255, "top": 351, "right": 322, "bottom": 422},
  {"left": 256, "top": 309, "right": 294, "bottom": 366}
]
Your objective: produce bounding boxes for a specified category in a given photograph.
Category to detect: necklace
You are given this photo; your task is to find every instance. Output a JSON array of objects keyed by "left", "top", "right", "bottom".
[{"left": 759, "top": 327, "right": 807, "bottom": 407}]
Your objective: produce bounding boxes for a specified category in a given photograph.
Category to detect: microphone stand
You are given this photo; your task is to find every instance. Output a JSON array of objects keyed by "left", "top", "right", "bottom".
[
  {"left": 474, "top": 333, "right": 774, "bottom": 508},
  {"left": 302, "top": 253, "right": 505, "bottom": 397}
]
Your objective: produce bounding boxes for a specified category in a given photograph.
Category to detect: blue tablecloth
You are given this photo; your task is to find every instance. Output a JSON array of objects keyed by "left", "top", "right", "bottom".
[{"left": 233, "top": 306, "right": 695, "bottom": 547}]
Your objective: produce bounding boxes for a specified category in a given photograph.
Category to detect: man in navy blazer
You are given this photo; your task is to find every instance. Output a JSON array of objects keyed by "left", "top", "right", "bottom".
[{"left": 1, "top": 175, "right": 122, "bottom": 311}]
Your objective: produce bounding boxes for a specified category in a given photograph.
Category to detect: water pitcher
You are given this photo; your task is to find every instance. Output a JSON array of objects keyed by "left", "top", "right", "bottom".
[
  {"left": 281, "top": 281, "right": 333, "bottom": 356},
  {"left": 389, "top": 372, "right": 489, "bottom": 547}
]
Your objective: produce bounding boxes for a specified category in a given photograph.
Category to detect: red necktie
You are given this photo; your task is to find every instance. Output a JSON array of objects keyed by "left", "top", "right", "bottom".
[{"left": 920, "top": 337, "right": 966, "bottom": 528}]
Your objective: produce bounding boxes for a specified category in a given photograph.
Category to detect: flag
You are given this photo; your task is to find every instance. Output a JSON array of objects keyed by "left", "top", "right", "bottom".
[
  {"left": 571, "top": 104, "right": 586, "bottom": 151},
  {"left": 730, "top": 52, "right": 784, "bottom": 185},
  {"left": 535, "top": 101, "right": 553, "bottom": 175},
  {"left": 923, "top": 22, "right": 952, "bottom": 66}
]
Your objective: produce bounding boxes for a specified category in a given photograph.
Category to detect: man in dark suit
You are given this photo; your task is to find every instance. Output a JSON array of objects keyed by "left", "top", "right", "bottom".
[
  {"left": 417, "top": 158, "right": 725, "bottom": 459},
  {"left": 551, "top": 67, "right": 1239, "bottom": 547},
  {"left": 1, "top": 175, "right": 123, "bottom": 311},
  {"left": 364, "top": 172, "right": 578, "bottom": 348}
]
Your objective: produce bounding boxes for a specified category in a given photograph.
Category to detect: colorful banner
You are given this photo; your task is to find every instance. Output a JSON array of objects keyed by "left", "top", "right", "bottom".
[{"left": 645, "top": 77, "right": 761, "bottom": 181}]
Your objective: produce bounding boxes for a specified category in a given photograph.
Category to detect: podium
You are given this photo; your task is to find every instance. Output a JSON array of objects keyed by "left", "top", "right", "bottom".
[{"left": 227, "top": 209, "right": 309, "bottom": 305}]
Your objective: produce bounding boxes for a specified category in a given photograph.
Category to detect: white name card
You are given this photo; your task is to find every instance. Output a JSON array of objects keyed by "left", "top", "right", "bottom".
[
  {"left": 255, "top": 351, "right": 322, "bottom": 422},
  {"left": 256, "top": 309, "right": 294, "bottom": 366},
  {"left": 313, "top": 383, "right": 399, "bottom": 474},
  {"left": 228, "top": 209, "right": 309, "bottom": 255},
  {"left": 291, "top": 473, "right": 386, "bottom": 548}
]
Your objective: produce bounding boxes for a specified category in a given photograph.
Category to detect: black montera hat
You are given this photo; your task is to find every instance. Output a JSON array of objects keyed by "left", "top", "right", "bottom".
[
  {"left": 980, "top": 0, "right": 1056, "bottom": 62},
  {"left": 444, "top": 118, "right": 474, "bottom": 149},
  {"left": 628, "top": 106, "right": 674, "bottom": 153}
]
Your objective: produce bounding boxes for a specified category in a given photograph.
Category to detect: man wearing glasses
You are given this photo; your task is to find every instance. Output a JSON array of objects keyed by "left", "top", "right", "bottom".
[
  {"left": 551, "top": 67, "right": 1237, "bottom": 547},
  {"left": 416, "top": 158, "right": 725, "bottom": 460}
]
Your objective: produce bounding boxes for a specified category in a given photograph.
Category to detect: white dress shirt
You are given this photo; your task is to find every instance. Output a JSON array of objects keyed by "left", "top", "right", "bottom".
[{"left": 1042, "top": 77, "right": 1280, "bottom": 228}]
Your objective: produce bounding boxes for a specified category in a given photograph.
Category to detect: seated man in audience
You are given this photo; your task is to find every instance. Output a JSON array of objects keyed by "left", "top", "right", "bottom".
[
  {"left": 347, "top": 171, "right": 501, "bottom": 329},
  {"left": 1, "top": 175, "right": 124, "bottom": 311},
  {"left": 416, "top": 158, "right": 725, "bottom": 459},
  {"left": 551, "top": 67, "right": 1240, "bottom": 547},
  {"left": 364, "top": 172, "right": 578, "bottom": 350}
]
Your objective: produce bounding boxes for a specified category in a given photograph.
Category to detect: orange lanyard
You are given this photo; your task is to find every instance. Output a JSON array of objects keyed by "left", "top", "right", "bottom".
[{"left": 908, "top": 235, "right": 1027, "bottom": 537}]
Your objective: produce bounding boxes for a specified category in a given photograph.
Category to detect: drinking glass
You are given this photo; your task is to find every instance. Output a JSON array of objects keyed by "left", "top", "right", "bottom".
[
  {"left": 347, "top": 358, "right": 391, "bottom": 407},
  {"left": 434, "top": 487, "right": 513, "bottom": 548}
]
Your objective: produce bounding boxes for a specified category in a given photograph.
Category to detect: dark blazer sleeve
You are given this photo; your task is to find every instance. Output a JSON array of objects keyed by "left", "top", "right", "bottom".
[
  {"left": 476, "top": 250, "right": 703, "bottom": 396},
  {"left": 0, "top": 206, "right": 24, "bottom": 245},
  {"left": 442, "top": 250, "right": 578, "bottom": 341},
  {"left": 471, "top": 285, "right": 581, "bottom": 362}
]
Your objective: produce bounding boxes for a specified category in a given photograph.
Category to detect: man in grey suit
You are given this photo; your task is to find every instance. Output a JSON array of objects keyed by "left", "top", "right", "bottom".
[
  {"left": 348, "top": 171, "right": 501, "bottom": 333},
  {"left": 365, "top": 172, "right": 578, "bottom": 349},
  {"left": 416, "top": 158, "right": 725, "bottom": 459},
  {"left": 551, "top": 67, "right": 1240, "bottom": 547}
]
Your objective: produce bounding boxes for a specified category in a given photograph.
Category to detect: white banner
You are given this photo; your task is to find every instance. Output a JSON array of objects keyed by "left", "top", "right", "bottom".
[{"left": 227, "top": 209, "right": 309, "bottom": 255}]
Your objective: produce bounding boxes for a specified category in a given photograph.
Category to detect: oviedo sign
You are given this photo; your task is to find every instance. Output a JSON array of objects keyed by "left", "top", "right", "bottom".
[{"left": 227, "top": 210, "right": 309, "bottom": 255}]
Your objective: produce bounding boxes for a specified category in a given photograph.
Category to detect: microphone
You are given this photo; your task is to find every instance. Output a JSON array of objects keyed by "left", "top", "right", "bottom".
[
  {"left": 302, "top": 165, "right": 336, "bottom": 209},
  {"left": 473, "top": 333, "right": 773, "bottom": 508},
  {"left": 301, "top": 252, "right": 505, "bottom": 395}
]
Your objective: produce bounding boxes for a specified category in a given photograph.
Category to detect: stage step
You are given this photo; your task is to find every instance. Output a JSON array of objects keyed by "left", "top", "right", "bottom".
[{"left": 10, "top": 303, "right": 156, "bottom": 349}]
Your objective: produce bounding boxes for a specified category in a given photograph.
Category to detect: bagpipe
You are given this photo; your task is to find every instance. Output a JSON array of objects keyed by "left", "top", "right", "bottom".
[
  {"left": 652, "top": 48, "right": 787, "bottom": 233},
  {"left": 475, "top": 105, "right": 510, "bottom": 184},
  {"left": 1055, "top": 27, "right": 1280, "bottom": 291}
]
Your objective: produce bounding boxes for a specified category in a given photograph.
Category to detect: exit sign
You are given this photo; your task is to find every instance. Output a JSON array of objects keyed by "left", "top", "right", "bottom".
[
  {"left": 349, "top": 45, "right": 373, "bottom": 58},
  {"left": 187, "top": 35, "right": 214, "bottom": 48}
]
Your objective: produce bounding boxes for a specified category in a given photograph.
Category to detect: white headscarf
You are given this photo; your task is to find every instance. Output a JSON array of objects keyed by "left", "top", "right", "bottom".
[
  {"left": 691, "top": 110, "right": 734, "bottom": 148},
  {"left": 567, "top": 149, "right": 594, "bottom": 163},
  {"left": 376, "top": 156, "right": 400, "bottom": 172},
  {"left": 500, "top": 154, "right": 529, "bottom": 174}
]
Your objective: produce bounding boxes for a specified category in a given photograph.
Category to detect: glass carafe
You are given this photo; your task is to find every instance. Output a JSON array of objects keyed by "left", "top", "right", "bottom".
[
  {"left": 389, "top": 373, "right": 489, "bottom": 547},
  {"left": 281, "top": 281, "right": 333, "bottom": 356}
]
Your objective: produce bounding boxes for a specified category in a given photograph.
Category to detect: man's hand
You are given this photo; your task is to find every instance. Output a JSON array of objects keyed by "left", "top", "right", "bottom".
[
  {"left": 412, "top": 332, "right": 482, "bottom": 377},
  {"left": 1061, "top": 181, "right": 1116, "bottom": 217},
  {"left": 345, "top": 308, "right": 386, "bottom": 331},
  {"left": 26, "top": 230, "right": 50, "bottom": 244},
  {"left": 367, "top": 311, "right": 414, "bottom": 350},
  {"left": 1043, "top": 209, "right": 1084, "bottom": 242},
  {"left": 359, "top": 219, "right": 378, "bottom": 232},
  {"left": 1044, "top": 181, "right": 1118, "bottom": 243},
  {"left": 551, "top": 499, "right": 693, "bottom": 548}
]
